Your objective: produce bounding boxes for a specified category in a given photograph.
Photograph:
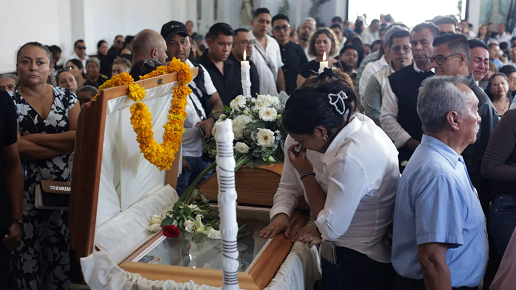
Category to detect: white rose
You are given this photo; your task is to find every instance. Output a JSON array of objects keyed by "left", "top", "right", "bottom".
[
  {"left": 256, "top": 128, "right": 275, "bottom": 147},
  {"left": 234, "top": 142, "right": 250, "bottom": 153},
  {"left": 229, "top": 95, "right": 246, "bottom": 111},
  {"left": 232, "top": 115, "right": 252, "bottom": 140},
  {"left": 184, "top": 220, "right": 195, "bottom": 233},
  {"left": 149, "top": 214, "right": 162, "bottom": 226},
  {"left": 259, "top": 107, "right": 277, "bottom": 121},
  {"left": 147, "top": 223, "right": 162, "bottom": 233},
  {"left": 207, "top": 228, "right": 221, "bottom": 239}
]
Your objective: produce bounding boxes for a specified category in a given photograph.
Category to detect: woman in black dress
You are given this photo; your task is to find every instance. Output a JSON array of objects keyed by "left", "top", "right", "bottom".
[
  {"left": 297, "top": 28, "right": 339, "bottom": 88},
  {"left": 11, "top": 42, "right": 79, "bottom": 289}
]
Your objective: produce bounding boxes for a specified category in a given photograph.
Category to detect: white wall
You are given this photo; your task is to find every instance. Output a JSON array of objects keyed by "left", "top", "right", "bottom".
[{"left": 0, "top": 0, "right": 196, "bottom": 73}]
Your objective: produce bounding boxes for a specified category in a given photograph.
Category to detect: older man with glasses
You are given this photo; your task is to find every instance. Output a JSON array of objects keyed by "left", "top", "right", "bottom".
[
  {"left": 227, "top": 28, "right": 260, "bottom": 98},
  {"left": 431, "top": 33, "right": 498, "bottom": 217},
  {"left": 271, "top": 13, "right": 308, "bottom": 95}
]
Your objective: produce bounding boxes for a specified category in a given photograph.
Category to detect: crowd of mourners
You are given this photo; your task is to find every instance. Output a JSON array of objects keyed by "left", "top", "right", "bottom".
[{"left": 1, "top": 6, "right": 516, "bottom": 290}]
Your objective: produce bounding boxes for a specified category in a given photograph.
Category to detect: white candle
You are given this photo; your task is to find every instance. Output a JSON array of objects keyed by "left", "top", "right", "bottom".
[
  {"left": 241, "top": 50, "right": 251, "bottom": 98},
  {"left": 319, "top": 52, "right": 328, "bottom": 73},
  {"left": 215, "top": 120, "right": 239, "bottom": 290}
]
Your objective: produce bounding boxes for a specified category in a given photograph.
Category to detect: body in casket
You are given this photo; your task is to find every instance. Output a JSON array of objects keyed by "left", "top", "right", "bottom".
[{"left": 69, "top": 71, "right": 313, "bottom": 290}]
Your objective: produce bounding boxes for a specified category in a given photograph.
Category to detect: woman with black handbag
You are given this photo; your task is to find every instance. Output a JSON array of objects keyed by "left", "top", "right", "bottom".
[{"left": 10, "top": 42, "right": 79, "bottom": 289}]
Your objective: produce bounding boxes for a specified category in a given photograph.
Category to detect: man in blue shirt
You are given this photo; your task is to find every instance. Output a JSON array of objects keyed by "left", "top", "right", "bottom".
[{"left": 392, "top": 76, "right": 488, "bottom": 290}]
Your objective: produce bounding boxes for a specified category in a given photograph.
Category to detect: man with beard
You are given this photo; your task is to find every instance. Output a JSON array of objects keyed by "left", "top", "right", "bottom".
[
  {"left": 363, "top": 27, "right": 412, "bottom": 125},
  {"left": 380, "top": 22, "right": 438, "bottom": 171},
  {"left": 468, "top": 39, "right": 489, "bottom": 83},
  {"left": 431, "top": 33, "right": 498, "bottom": 216},
  {"left": 161, "top": 20, "right": 223, "bottom": 195},
  {"left": 297, "top": 17, "right": 316, "bottom": 60},
  {"left": 271, "top": 13, "right": 308, "bottom": 95}
]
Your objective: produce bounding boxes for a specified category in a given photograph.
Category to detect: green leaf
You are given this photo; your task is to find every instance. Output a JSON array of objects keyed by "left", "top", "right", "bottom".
[
  {"left": 161, "top": 217, "right": 174, "bottom": 227},
  {"left": 179, "top": 219, "right": 184, "bottom": 230},
  {"left": 184, "top": 206, "right": 192, "bottom": 216}
]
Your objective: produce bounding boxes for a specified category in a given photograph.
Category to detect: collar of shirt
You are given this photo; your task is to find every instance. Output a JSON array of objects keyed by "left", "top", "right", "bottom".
[
  {"left": 321, "top": 114, "right": 361, "bottom": 166},
  {"left": 413, "top": 62, "right": 434, "bottom": 73},
  {"left": 421, "top": 134, "right": 460, "bottom": 169}
]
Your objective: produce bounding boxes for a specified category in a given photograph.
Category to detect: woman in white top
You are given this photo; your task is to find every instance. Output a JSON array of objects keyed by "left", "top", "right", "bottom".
[{"left": 260, "top": 68, "right": 399, "bottom": 289}]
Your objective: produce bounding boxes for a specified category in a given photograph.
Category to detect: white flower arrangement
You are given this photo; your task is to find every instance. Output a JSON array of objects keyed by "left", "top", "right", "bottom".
[
  {"left": 204, "top": 92, "right": 288, "bottom": 167},
  {"left": 147, "top": 214, "right": 163, "bottom": 233}
]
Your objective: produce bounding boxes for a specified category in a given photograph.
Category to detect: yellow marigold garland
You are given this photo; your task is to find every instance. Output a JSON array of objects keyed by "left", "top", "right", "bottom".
[{"left": 94, "top": 58, "right": 192, "bottom": 171}]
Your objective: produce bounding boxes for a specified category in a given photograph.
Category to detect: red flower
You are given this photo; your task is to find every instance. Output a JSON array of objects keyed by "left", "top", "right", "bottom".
[{"left": 163, "top": 225, "right": 180, "bottom": 238}]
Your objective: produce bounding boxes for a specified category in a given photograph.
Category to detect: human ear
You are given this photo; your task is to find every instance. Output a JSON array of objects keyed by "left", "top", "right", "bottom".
[
  {"left": 446, "top": 111, "right": 460, "bottom": 130},
  {"left": 313, "top": 126, "right": 327, "bottom": 139}
]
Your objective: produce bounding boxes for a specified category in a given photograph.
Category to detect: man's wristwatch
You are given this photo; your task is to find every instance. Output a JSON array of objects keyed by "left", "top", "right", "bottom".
[
  {"left": 12, "top": 219, "right": 23, "bottom": 229},
  {"left": 209, "top": 116, "right": 218, "bottom": 123}
]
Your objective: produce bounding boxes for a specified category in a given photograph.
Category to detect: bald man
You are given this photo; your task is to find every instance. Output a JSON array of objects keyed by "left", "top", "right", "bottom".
[{"left": 132, "top": 29, "right": 168, "bottom": 65}]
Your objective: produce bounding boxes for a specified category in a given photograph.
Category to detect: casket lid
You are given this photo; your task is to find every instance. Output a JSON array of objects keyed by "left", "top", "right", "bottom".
[{"left": 69, "top": 69, "right": 198, "bottom": 260}]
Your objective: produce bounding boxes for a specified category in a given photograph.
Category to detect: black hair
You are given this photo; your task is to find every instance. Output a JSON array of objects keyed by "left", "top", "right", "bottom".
[
  {"left": 433, "top": 33, "right": 470, "bottom": 65},
  {"left": 206, "top": 23, "right": 234, "bottom": 41},
  {"left": 186, "top": 20, "right": 193, "bottom": 25},
  {"left": 363, "top": 44, "right": 371, "bottom": 48},
  {"left": 66, "top": 58, "right": 84, "bottom": 70},
  {"left": 488, "top": 22, "right": 494, "bottom": 25},
  {"left": 330, "top": 24, "right": 342, "bottom": 30},
  {"left": 125, "top": 35, "right": 134, "bottom": 45},
  {"left": 388, "top": 30, "right": 410, "bottom": 48},
  {"left": 234, "top": 28, "right": 249, "bottom": 35},
  {"left": 469, "top": 24, "right": 473, "bottom": 28},
  {"left": 461, "top": 19, "right": 469, "bottom": 23},
  {"left": 384, "top": 14, "right": 393, "bottom": 22},
  {"left": 282, "top": 69, "right": 359, "bottom": 138},
  {"left": 354, "top": 19, "right": 364, "bottom": 34},
  {"left": 432, "top": 15, "right": 456, "bottom": 25},
  {"left": 77, "top": 85, "right": 98, "bottom": 96},
  {"left": 74, "top": 39, "right": 85, "bottom": 48},
  {"left": 485, "top": 72, "right": 512, "bottom": 102},
  {"left": 371, "top": 39, "right": 382, "bottom": 48},
  {"left": 339, "top": 45, "right": 358, "bottom": 56},
  {"left": 412, "top": 22, "right": 440, "bottom": 39},
  {"left": 499, "top": 65, "right": 516, "bottom": 77},
  {"left": 97, "top": 40, "right": 107, "bottom": 49},
  {"left": 272, "top": 13, "right": 289, "bottom": 25},
  {"left": 371, "top": 19, "right": 379, "bottom": 25},
  {"left": 49, "top": 45, "right": 62, "bottom": 54},
  {"left": 468, "top": 39, "right": 488, "bottom": 50},
  {"left": 488, "top": 42, "right": 499, "bottom": 50},
  {"left": 332, "top": 16, "right": 342, "bottom": 23},
  {"left": 500, "top": 42, "right": 509, "bottom": 50},
  {"left": 114, "top": 35, "right": 124, "bottom": 41},
  {"left": 253, "top": 8, "right": 271, "bottom": 19},
  {"left": 344, "top": 36, "right": 365, "bottom": 67},
  {"left": 56, "top": 69, "right": 74, "bottom": 84},
  {"left": 16, "top": 42, "right": 54, "bottom": 84}
]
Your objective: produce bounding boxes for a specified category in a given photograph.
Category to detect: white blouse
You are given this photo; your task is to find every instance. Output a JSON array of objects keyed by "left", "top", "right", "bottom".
[{"left": 270, "top": 114, "right": 399, "bottom": 263}]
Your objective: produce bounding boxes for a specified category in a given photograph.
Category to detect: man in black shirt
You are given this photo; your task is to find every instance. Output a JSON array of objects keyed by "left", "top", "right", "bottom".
[
  {"left": 0, "top": 90, "right": 23, "bottom": 286},
  {"left": 107, "top": 35, "right": 125, "bottom": 63},
  {"left": 196, "top": 23, "right": 244, "bottom": 105},
  {"left": 271, "top": 14, "right": 308, "bottom": 95},
  {"left": 227, "top": 28, "right": 260, "bottom": 98}
]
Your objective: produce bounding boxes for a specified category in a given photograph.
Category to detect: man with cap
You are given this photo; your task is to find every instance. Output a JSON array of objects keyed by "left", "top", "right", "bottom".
[{"left": 161, "top": 20, "right": 223, "bottom": 196}]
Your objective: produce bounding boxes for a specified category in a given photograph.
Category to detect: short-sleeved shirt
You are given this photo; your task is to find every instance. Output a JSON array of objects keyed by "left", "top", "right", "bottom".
[
  {"left": 392, "top": 135, "right": 488, "bottom": 287},
  {"left": 0, "top": 90, "right": 18, "bottom": 231},
  {"left": 279, "top": 41, "right": 308, "bottom": 95}
]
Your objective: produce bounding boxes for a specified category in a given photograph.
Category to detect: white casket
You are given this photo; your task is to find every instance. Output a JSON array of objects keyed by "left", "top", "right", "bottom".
[{"left": 69, "top": 71, "right": 321, "bottom": 289}]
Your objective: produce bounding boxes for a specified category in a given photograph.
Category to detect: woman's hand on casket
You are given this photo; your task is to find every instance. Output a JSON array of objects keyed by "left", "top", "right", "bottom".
[
  {"left": 260, "top": 213, "right": 290, "bottom": 239},
  {"left": 287, "top": 144, "right": 313, "bottom": 174},
  {"left": 291, "top": 225, "right": 322, "bottom": 248}
]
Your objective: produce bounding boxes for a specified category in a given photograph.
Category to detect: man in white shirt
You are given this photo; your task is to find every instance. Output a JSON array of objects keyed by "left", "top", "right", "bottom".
[
  {"left": 249, "top": 7, "right": 286, "bottom": 95},
  {"left": 297, "top": 18, "right": 316, "bottom": 61},
  {"left": 497, "top": 23, "right": 512, "bottom": 48},
  {"left": 64, "top": 39, "right": 89, "bottom": 73},
  {"left": 361, "top": 19, "right": 381, "bottom": 45},
  {"left": 380, "top": 22, "right": 438, "bottom": 170},
  {"left": 161, "top": 20, "right": 223, "bottom": 195}
]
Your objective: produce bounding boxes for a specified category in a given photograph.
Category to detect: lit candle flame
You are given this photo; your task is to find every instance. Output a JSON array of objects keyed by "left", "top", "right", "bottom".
[
  {"left": 323, "top": 52, "right": 326, "bottom": 61},
  {"left": 243, "top": 50, "right": 246, "bottom": 61}
]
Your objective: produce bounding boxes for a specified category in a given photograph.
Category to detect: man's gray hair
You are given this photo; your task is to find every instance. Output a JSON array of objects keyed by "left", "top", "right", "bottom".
[
  {"left": 0, "top": 73, "right": 19, "bottom": 84},
  {"left": 417, "top": 76, "right": 470, "bottom": 133},
  {"left": 303, "top": 17, "right": 316, "bottom": 28},
  {"left": 86, "top": 57, "right": 101, "bottom": 68}
]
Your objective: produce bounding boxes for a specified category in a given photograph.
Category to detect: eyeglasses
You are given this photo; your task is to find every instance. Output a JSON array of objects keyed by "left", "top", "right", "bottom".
[
  {"left": 116, "top": 40, "right": 123, "bottom": 44},
  {"left": 429, "top": 53, "right": 461, "bottom": 65},
  {"left": 391, "top": 45, "right": 411, "bottom": 54},
  {"left": 235, "top": 39, "right": 256, "bottom": 46},
  {"left": 64, "top": 66, "right": 74, "bottom": 71},
  {"left": 273, "top": 24, "right": 290, "bottom": 31},
  {"left": 77, "top": 46, "right": 86, "bottom": 50}
]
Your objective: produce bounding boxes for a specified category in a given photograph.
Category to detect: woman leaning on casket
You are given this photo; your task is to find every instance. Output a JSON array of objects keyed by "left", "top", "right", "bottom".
[
  {"left": 260, "top": 68, "right": 399, "bottom": 289},
  {"left": 10, "top": 42, "right": 79, "bottom": 289}
]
